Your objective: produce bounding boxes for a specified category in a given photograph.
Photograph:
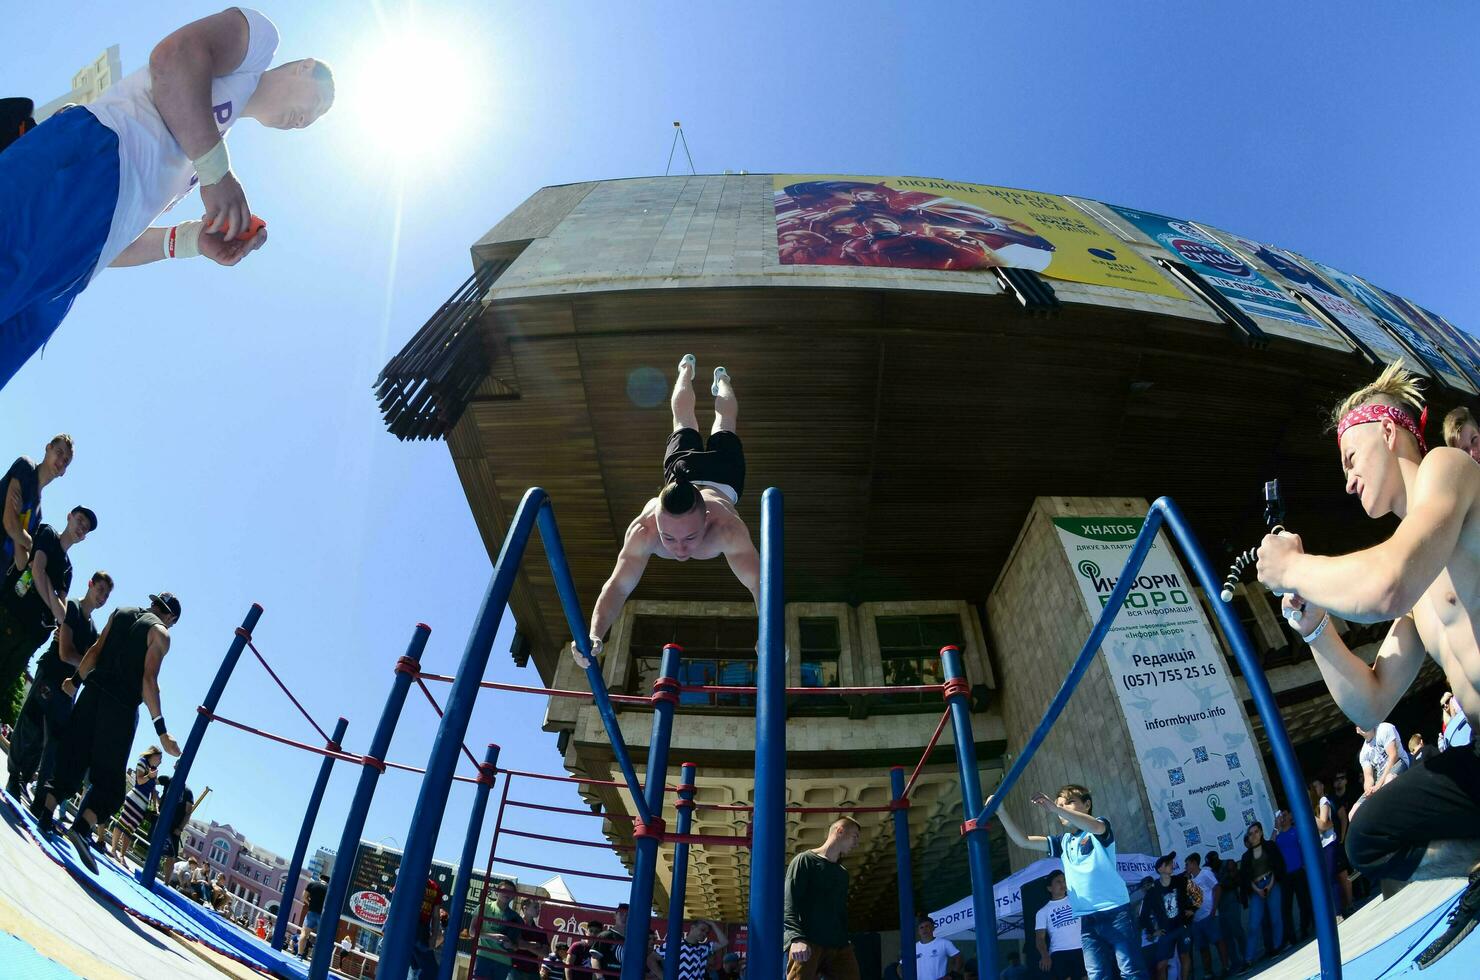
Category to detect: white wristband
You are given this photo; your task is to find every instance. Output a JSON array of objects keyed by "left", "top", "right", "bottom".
[
  {"left": 168, "top": 221, "right": 205, "bottom": 259},
  {"left": 192, "top": 139, "right": 231, "bottom": 187},
  {"left": 1301, "top": 613, "right": 1331, "bottom": 644}
]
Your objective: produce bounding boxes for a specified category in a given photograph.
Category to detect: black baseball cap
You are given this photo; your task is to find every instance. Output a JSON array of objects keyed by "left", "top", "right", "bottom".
[
  {"left": 150, "top": 592, "right": 182, "bottom": 620},
  {"left": 1155, "top": 851, "right": 1177, "bottom": 870},
  {"left": 71, "top": 505, "right": 98, "bottom": 532}
]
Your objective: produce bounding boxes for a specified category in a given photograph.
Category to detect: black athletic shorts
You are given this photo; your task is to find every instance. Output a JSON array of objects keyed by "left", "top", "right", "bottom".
[
  {"left": 1345, "top": 739, "right": 1480, "bottom": 881},
  {"left": 1049, "top": 948, "right": 1086, "bottom": 979},
  {"left": 662, "top": 428, "right": 746, "bottom": 500}
]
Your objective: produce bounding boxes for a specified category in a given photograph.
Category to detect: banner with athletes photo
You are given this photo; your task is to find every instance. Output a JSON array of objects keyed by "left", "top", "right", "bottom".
[
  {"left": 1052, "top": 517, "right": 1276, "bottom": 857},
  {"left": 772, "top": 174, "right": 1183, "bottom": 296},
  {"left": 1105, "top": 205, "right": 1324, "bottom": 330}
]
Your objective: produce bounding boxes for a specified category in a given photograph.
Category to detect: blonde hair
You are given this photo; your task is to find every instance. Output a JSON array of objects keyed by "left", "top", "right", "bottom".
[
  {"left": 1444, "top": 406, "right": 1477, "bottom": 448},
  {"left": 1331, "top": 361, "right": 1425, "bottom": 432}
]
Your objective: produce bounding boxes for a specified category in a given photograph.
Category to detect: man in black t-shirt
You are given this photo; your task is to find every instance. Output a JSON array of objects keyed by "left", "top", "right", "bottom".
[
  {"left": 0, "top": 506, "right": 95, "bottom": 695},
  {"left": 2, "top": 435, "right": 72, "bottom": 573},
  {"left": 590, "top": 904, "right": 629, "bottom": 978},
  {"left": 299, "top": 872, "right": 329, "bottom": 960},
  {"left": 34, "top": 591, "right": 182, "bottom": 874},
  {"left": 6, "top": 568, "right": 112, "bottom": 798}
]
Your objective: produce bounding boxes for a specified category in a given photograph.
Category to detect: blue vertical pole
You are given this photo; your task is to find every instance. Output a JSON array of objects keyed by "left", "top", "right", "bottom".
[
  {"left": 1151, "top": 496, "right": 1342, "bottom": 979},
  {"left": 439, "top": 744, "right": 501, "bottom": 980},
  {"left": 309, "top": 624, "right": 431, "bottom": 980},
  {"left": 140, "top": 603, "right": 263, "bottom": 887},
  {"left": 273, "top": 715, "right": 350, "bottom": 951},
  {"left": 379, "top": 489, "right": 544, "bottom": 979},
  {"left": 662, "top": 762, "right": 698, "bottom": 980},
  {"left": 747, "top": 487, "right": 784, "bottom": 980},
  {"left": 891, "top": 767, "right": 918, "bottom": 980},
  {"left": 623, "top": 643, "right": 682, "bottom": 979},
  {"left": 940, "top": 645, "right": 997, "bottom": 975}
]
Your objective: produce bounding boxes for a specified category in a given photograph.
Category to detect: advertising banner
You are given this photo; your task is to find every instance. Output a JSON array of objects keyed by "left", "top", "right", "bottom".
[
  {"left": 1051, "top": 517, "right": 1276, "bottom": 859},
  {"left": 1312, "top": 261, "right": 1474, "bottom": 392},
  {"left": 1105, "top": 206, "right": 1322, "bottom": 330},
  {"left": 773, "top": 175, "right": 1182, "bottom": 297},
  {"left": 1217, "top": 235, "right": 1411, "bottom": 367},
  {"left": 928, "top": 851, "right": 1159, "bottom": 941},
  {"left": 1422, "top": 307, "right": 1480, "bottom": 380},
  {"left": 1377, "top": 288, "right": 1480, "bottom": 390}
]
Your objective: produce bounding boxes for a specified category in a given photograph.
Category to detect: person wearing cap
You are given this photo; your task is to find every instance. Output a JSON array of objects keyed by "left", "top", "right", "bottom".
[
  {"left": 1137, "top": 853, "right": 1192, "bottom": 980},
  {"left": 32, "top": 590, "right": 182, "bottom": 874},
  {"left": 6, "top": 567, "right": 112, "bottom": 799},
  {"left": 570, "top": 355, "right": 758, "bottom": 670},
  {"left": 1257, "top": 362, "right": 1480, "bottom": 968},
  {"left": 0, "top": 504, "right": 95, "bottom": 697},
  {"left": 0, "top": 10, "right": 339, "bottom": 390},
  {"left": 717, "top": 951, "right": 742, "bottom": 980}
]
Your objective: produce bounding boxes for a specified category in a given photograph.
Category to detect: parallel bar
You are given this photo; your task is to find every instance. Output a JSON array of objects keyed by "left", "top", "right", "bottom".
[
  {"left": 378, "top": 488, "right": 544, "bottom": 980},
  {"left": 272, "top": 715, "right": 349, "bottom": 951},
  {"left": 506, "top": 798, "right": 635, "bottom": 821},
  {"left": 537, "top": 499, "right": 654, "bottom": 825},
  {"left": 309, "top": 624, "right": 429, "bottom": 980},
  {"left": 140, "top": 603, "right": 263, "bottom": 886},
  {"left": 497, "top": 857, "right": 633, "bottom": 883},
  {"left": 501, "top": 828, "right": 633, "bottom": 852},
  {"left": 1151, "top": 497, "right": 1341, "bottom": 979},
  {"left": 941, "top": 645, "right": 997, "bottom": 975},
  {"left": 747, "top": 488, "right": 785, "bottom": 980},
  {"left": 440, "top": 745, "right": 501, "bottom": 980},
  {"left": 663, "top": 763, "right": 698, "bottom": 980},
  {"left": 415, "top": 672, "right": 651, "bottom": 707},
  {"left": 622, "top": 644, "right": 681, "bottom": 979},
  {"left": 891, "top": 766, "right": 917, "bottom": 980}
]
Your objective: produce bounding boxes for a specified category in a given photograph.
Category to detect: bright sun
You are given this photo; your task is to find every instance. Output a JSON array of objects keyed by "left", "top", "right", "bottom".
[{"left": 341, "top": 19, "right": 480, "bottom": 168}]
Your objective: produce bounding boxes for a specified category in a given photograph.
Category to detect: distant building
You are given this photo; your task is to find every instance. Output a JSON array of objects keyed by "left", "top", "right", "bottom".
[
  {"left": 182, "top": 820, "right": 290, "bottom": 918},
  {"left": 34, "top": 46, "right": 122, "bottom": 122}
]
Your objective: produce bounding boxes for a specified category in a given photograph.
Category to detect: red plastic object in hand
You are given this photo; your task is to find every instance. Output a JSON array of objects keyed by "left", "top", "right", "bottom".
[{"left": 231, "top": 215, "right": 267, "bottom": 241}]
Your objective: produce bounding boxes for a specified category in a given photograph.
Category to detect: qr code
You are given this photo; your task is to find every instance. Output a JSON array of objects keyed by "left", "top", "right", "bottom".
[
  {"left": 1183, "top": 827, "right": 1202, "bottom": 847},
  {"left": 1238, "top": 779, "right": 1253, "bottom": 799},
  {"left": 1218, "top": 833, "right": 1234, "bottom": 852},
  {"left": 1168, "top": 767, "right": 1185, "bottom": 786},
  {"left": 1169, "top": 800, "right": 1186, "bottom": 820},
  {"left": 1226, "top": 752, "right": 1241, "bottom": 769},
  {"left": 1242, "top": 809, "right": 1257, "bottom": 825},
  {"left": 1193, "top": 745, "right": 1209, "bottom": 763}
]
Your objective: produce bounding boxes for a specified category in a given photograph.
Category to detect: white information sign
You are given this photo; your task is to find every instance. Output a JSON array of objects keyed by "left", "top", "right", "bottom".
[{"left": 1052, "top": 517, "right": 1276, "bottom": 857}]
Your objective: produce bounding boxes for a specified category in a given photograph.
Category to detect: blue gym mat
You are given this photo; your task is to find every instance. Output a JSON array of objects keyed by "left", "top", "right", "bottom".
[
  {"left": 0, "top": 931, "right": 85, "bottom": 979},
  {"left": 1, "top": 787, "right": 308, "bottom": 979},
  {"left": 1312, "top": 885, "right": 1477, "bottom": 979}
]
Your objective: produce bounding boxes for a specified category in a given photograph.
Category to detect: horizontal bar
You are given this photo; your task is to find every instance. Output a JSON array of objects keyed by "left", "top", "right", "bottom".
[
  {"left": 678, "top": 683, "right": 944, "bottom": 696},
  {"left": 203, "top": 711, "right": 363, "bottom": 765},
  {"left": 416, "top": 671, "right": 652, "bottom": 706},
  {"left": 665, "top": 832, "right": 750, "bottom": 848},
  {"left": 501, "top": 827, "right": 634, "bottom": 852},
  {"left": 505, "top": 799, "right": 636, "bottom": 822},
  {"left": 495, "top": 856, "right": 633, "bottom": 883}
]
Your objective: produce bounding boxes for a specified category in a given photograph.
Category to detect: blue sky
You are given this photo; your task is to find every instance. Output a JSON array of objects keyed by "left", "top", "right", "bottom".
[{"left": 3, "top": 1, "right": 1478, "bottom": 913}]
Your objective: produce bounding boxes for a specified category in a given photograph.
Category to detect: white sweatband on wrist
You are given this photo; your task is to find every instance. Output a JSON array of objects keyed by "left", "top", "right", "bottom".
[
  {"left": 1301, "top": 613, "right": 1331, "bottom": 644},
  {"left": 193, "top": 139, "right": 231, "bottom": 186},
  {"left": 168, "top": 220, "right": 205, "bottom": 259}
]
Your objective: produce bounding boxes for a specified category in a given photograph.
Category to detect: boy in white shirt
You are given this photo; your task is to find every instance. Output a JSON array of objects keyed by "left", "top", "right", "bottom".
[
  {"left": 1035, "top": 871, "right": 1086, "bottom": 980},
  {"left": 912, "top": 914, "right": 960, "bottom": 980}
]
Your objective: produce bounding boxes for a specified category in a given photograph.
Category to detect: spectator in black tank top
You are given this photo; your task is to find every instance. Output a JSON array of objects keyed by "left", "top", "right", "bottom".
[
  {"left": 2, "top": 434, "right": 72, "bottom": 574},
  {"left": 33, "top": 591, "right": 182, "bottom": 875},
  {"left": 0, "top": 506, "right": 95, "bottom": 696},
  {"left": 6, "top": 567, "right": 112, "bottom": 798}
]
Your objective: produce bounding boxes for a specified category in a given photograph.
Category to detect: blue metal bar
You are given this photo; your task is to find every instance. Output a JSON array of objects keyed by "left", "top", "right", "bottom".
[
  {"left": 977, "top": 512, "right": 1166, "bottom": 825},
  {"left": 309, "top": 624, "right": 430, "bottom": 980},
  {"left": 622, "top": 643, "right": 682, "bottom": 980},
  {"left": 439, "top": 744, "right": 501, "bottom": 980},
  {"left": 1150, "top": 497, "right": 1341, "bottom": 979},
  {"left": 272, "top": 714, "right": 350, "bottom": 951},
  {"left": 537, "top": 498, "right": 653, "bottom": 826},
  {"left": 379, "top": 488, "right": 545, "bottom": 980},
  {"left": 139, "top": 603, "right": 263, "bottom": 887},
  {"left": 663, "top": 762, "right": 698, "bottom": 980},
  {"left": 891, "top": 766, "right": 917, "bottom": 980},
  {"left": 941, "top": 645, "right": 997, "bottom": 975},
  {"left": 747, "top": 487, "right": 785, "bottom": 980}
]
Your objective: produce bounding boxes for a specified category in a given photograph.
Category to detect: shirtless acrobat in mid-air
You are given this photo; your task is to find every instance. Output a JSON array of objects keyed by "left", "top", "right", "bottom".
[{"left": 572, "top": 355, "right": 760, "bottom": 667}]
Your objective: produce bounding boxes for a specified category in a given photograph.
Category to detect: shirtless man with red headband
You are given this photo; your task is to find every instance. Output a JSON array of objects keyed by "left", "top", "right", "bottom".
[
  {"left": 1256, "top": 362, "right": 1480, "bottom": 966},
  {"left": 571, "top": 355, "right": 760, "bottom": 668}
]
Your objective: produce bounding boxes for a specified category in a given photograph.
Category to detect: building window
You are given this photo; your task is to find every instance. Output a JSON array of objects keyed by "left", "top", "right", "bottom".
[
  {"left": 874, "top": 614, "right": 962, "bottom": 704},
  {"left": 799, "top": 617, "right": 841, "bottom": 689},
  {"left": 631, "top": 614, "right": 757, "bottom": 707},
  {"left": 210, "top": 838, "right": 230, "bottom": 866}
]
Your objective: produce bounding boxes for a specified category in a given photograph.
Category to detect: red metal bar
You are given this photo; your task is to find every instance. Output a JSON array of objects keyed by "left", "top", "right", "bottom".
[
  {"left": 505, "top": 799, "right": 635, "bottom": 822},
  {"left": 678, "top": 683, "right": 945, "bottom": 696},
  {"left": 495, "top": 857, "right": 633, "bottom": 883},
  {"left": 500, "top": 827, "right": 634, "bottom": 852},
  {"left": 506, "top": 948, "right": 623, "bottom": 979},
  {"left": 202, "top": 711, "right": 363, "bottom": 765},
  {"left": 415, "top": 671, "right": 652, "bottom": 706},
  {"left": 903, "top": 707, "right": 953, "bottom": 799},
  {"left": 504, "top": 884, "right": 622, "bottom": 914},
  {"left": 689, "top": 800, "right": 899, "bottom": 815},
  {"left": 414, "top": 676, "right": 482, "bottom": 772},
  {"left": 243, "top": 638, "right": 332, "bottom": 743},
  {"left": 470, "top": 774, "right": 510, "bottom": 946},
  {"left": 665, "top": 831, "right": 750, "bottom": 848}
]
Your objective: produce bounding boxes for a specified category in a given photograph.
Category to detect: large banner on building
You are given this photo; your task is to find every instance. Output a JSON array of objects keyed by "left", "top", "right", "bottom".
[
  {"left": 1376, "top": 288, "right": 1480, "bottom": 390},
  {"left": 1105, "top": 205, "right": 1323, "bottom": 330},
  {"left": 1051, "top": 517, "right": 1276, "bottom": 858},
  {"left": 773, "top": 175, "right": 1183, "bottom": 297}
]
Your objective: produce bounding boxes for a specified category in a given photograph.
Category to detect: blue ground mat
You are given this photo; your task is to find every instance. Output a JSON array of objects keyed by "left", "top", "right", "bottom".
[
  {"left": 1, "top": 787, "right": 308, "bottom": 979},
  {"left": 0, "top": 931, "right": 85, "bottom": 979},
  {"left": 1331, "top": 886, "right": 1477, "bottom": 980}
]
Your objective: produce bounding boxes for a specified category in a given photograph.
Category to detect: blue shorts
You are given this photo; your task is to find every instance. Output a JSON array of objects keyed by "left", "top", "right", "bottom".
[
  {"left": 1189, "top": 915, "right": 1220, "bottom": 948},
  {"left": 305, "top": 911, "right": 321, "bottom": 932},
  {"left": 1152, "top": 926, "right": 1191, "bottom": 963},
  {"left": 0, "top": 107, "right": 118, "bottom": 390}
]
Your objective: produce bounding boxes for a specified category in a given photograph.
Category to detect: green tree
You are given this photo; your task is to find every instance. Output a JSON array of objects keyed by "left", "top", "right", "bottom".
[{"left": 1, "top": 676, "right": 24, "bottom": 728}]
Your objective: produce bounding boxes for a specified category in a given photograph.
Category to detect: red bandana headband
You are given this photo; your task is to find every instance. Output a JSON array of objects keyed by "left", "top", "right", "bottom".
[{"left": 1336, "top": 403, "right": 1428, "bottom": 455}]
